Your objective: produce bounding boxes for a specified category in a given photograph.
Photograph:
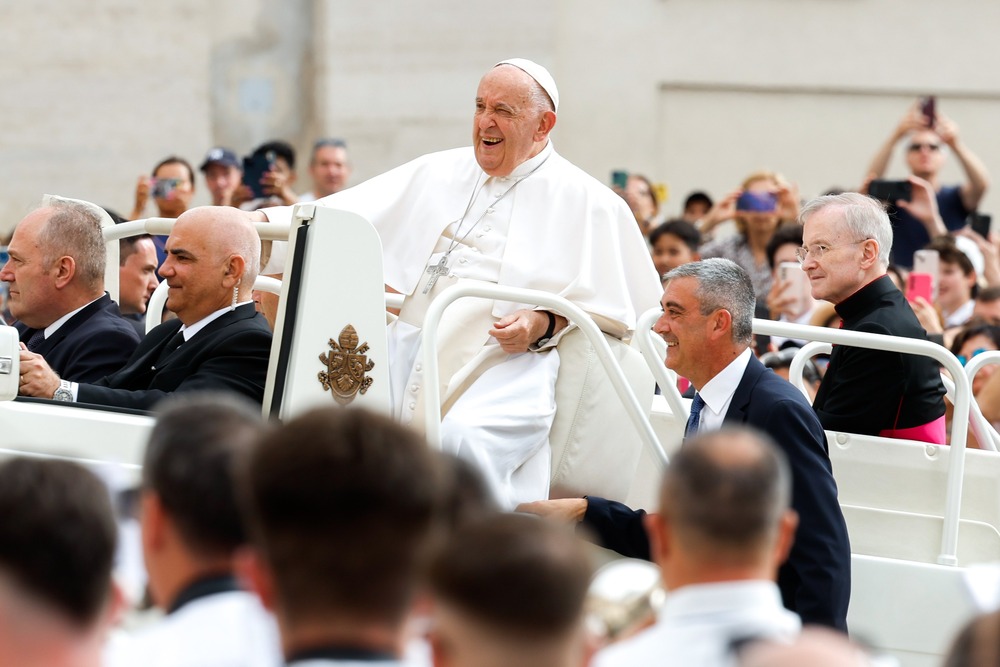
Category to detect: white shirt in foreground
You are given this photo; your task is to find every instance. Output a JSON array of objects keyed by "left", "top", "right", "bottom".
[{"left": 592, "top": 580, "right": 801, "bottom": 667}]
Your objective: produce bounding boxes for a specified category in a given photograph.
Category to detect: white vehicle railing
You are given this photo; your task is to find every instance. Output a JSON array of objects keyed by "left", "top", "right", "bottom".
[
  {"left": 635, "top": 317, "right": 975, "bottom": 566},
  {"left": 102, "top": 218, "right": 291, "bottom": 243},
  {"left": 145, "top": 276, "right": 282, "bottom": 333},
  {"left": 634, "top": 307, "right": 687, "bottom": 419},
  {"left": 785, "top": 343, "right": 1000, "bottom": 454},
  {"left": 419, "top": 283, "right": 669, "bottom": 468},
  {"left": 753, "top": 319, "right": 972, "bottom": 567}
]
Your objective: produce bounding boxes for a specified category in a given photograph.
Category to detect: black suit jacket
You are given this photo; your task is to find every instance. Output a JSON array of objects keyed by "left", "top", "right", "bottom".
[
  {"left": 16, "top": 293, "right": 139, "bottom": 383},
  {"left": 814, "top": 275, "right": 946, "bottom": 435},
  {"left": 584, "top": 355, "right": 852, "bottom": 631},
  {"left": 77, "top": 303, "right": 272, "bottom": 410}
]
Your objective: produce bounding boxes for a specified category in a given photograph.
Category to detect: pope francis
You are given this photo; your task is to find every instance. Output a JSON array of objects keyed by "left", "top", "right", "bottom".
[{"left": 255, "top": 58, "right": 661, "bottom": 508}]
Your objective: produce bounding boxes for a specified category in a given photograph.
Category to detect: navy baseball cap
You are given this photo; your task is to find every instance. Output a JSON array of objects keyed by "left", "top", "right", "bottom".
[{"left": 199, "top": 147, "right": 241, "bottom": 172}]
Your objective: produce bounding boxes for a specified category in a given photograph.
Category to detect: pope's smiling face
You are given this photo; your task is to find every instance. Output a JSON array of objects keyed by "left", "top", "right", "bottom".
[{"left": 472, "top": 65, "right": 555, "bottom": 177}]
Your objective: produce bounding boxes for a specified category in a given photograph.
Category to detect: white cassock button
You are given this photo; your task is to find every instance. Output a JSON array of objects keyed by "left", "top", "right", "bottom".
[
  {"left": 415, "top": 363, "right": 422, "bottom": 372},
  {"left": 460, "top": 258, "right": 468, "bottom": 264},
  {"left": 486, "top": 207, "right": 495, "bottom": 215},
  {"left": 408, "top": 402, "right": 416, "bottom": 410},
  {"left": 494, "top": 192, "right": 503, "bottom": 198},
  {"left": 410, "top": 384, "right": 420, "bottom": 393},
  {"left": 484, "top": 225, "right": 492, "bottom": 231}
]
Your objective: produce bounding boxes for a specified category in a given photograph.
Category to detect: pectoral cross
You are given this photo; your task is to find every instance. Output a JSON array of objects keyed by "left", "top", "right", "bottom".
[{"left": 423, "top": 255, "right": 450, "bottom": 294}]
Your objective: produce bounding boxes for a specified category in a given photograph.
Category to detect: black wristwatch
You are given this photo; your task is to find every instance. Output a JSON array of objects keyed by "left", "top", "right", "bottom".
[{"left": 535, "top": 311, "right": 557, "bottom": 346}]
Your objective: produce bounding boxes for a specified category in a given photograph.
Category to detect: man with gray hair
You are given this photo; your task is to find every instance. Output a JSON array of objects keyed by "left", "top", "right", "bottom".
[
  {"left": 593, "top": 429, "right": 801, "bottom": 667},
  {"left": 1, "top": 199, "right": 139, "bottom": 382},
  {"left": 799, "top": 192, "right": 946, "bottom": 442},
  {"left": 251, "top": 58, "right": 660, "bottom": 508},
  {"left": 523, "top": 258, "right": 850, "bottom": 630},
  {"left": 18, "top": 206, "right": 271, "bottom": 409}
]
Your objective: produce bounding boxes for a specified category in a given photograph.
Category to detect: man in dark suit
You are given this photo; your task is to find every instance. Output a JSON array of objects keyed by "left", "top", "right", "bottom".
[
  {"left": 800, "top": 192, "right": 947, "bottom": 442},
  {"left": 521, "top": 259, "right": 851, "bottom": 631},
  {"left": 1, "top": 198, "right": 139, "bottom": 382},
  {"left": 18, "top": 206, "right": 271, "bottom": 410}
]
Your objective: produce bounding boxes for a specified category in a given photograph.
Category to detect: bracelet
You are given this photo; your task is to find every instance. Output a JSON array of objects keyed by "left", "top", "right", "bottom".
[{"left": 535, "top": 311, "right": 557, "bottom": 346}]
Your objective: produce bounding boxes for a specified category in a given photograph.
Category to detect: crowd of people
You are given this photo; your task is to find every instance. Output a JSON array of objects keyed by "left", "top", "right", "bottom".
[{"left": 1, "top": 57, "right": 999, "bottom": 665}]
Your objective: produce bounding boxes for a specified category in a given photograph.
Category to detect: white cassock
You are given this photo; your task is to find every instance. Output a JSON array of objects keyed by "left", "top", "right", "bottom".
[{"left": 263, "top": 141, "right": 660, "bottom": 508}]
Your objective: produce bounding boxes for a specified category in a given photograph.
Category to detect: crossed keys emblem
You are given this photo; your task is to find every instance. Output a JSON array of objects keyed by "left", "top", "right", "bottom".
[{"left": 318, "top": 324, "right": 374, "bottom": 404}]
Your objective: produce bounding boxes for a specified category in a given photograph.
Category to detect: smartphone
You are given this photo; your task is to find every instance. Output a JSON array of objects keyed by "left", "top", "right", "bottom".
[
  {"left": 868, "top": 180, "right": 912, "bottom": 203},
  {"left": 920, "top": 96, "right": 936, "bottom": 128},
  {"left": 971, "top": 212, "right": 992, "bottom": 239},
  {"left": 611, "top": 170, "right": 628, "bottom": 190},
  {"left": 243, "top": 151, "right": 276, "bottom": 199},
  {"left": 906, "top": 273, "right": 933, "bottom": 305},
  {"left": 778, "top": 261, "right": 811, "bottom": 317},
  {"left": 736, "top": 191, "right": 777, "bottom": 213},
  {"left": 150, "top": 178, "right": 180, "bottom": 200},
  {"left": 913, "top": 248, "right": 940, "bottom": 300}
]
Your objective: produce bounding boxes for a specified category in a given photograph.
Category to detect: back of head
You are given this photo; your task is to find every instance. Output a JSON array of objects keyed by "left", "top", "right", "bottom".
[
  {"left": 664, "top": 258, "right": 756, "bottom": 346},
  {"left": 799, "top": 192, "right": 893, "bottom": 268},
  {"left": 240, "top": 407, "right": 444, "bottom": 625},
  {"left": 945, "top": 610, "right": 1000, "bottom": 667},
  {"left": 37, "top": 197, "right": 107, "bottom": 292},
  {"left": 660, "top": 428, "right": 791, "bottom": 563},
  {"left": 0, "top": 457, "right": 116, "bottom": 628},
  {"left": 143, "top": 392, "right": 262, "bottom": 557},
  {"left": 428, "top": 513, "right": 592, "bottom": 663}
]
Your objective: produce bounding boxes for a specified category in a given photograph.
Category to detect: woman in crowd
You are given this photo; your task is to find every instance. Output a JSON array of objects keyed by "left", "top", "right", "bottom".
[{"left": 695, "top": 170, "right": 799, "bottom": 300}]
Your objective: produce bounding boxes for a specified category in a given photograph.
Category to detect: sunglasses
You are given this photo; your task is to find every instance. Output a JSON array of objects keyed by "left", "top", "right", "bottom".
[
  {"left": 908, "top": 142, "right": 941, "bottom": 152},
  {"left": 958, "top": 348, "right": 991, "bottom": 366}
]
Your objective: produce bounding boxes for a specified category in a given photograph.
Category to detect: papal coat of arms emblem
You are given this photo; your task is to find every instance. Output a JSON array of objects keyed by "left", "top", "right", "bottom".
[{"left": 318, "top": 324, "right": 374, "bottom": 403}]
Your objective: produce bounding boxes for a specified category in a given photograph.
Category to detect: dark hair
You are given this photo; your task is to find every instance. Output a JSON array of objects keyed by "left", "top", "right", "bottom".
[
  {"left": 765, "top": 223, "right": 804, "bottom": 270},
  {"left": 660, "top": 428, "right": 790, "bottom": 555},
  {"left": 428, "top": 513, "right": 592, "bottom": 640},
  {"left": 684, "top": 191, "right": 713, "bottom": 211},
  {"left": 0, "top": 458, "right": 116, "bottom": 626},
  {"left": 253, "top": 140, "right": 296, "bottom": 171},
  {"left": 152, "top": 155, "right": 196, "bottom": 186},
  {"left": 119, "top": 233, "right": 154, "bottom": 266},
  {"left": 926, "top": 235, "right": 978, "bottom": 298},
  {"left": 240, "top": 407, "right": 444, "bottom": 625},
  {"left": 759, "top": 346, "right": 821, "bottom": 385},
  {"left": 945, "top": 610, "right": 1000, "bottom": 667},
  {"left": 440, "top": 453, "right": 497, "bottom": 529},
  {"left": 650, "top": 219, "right": 701, "bottom": 252},
  {"left": 143, "top": 393, "right": 262, "bottom": 557},
  {"left": 977, "top": 286, "right": 1000, "bottom": 304},
  {"left": 949, "top": 321, "right": 1000, "bottom": 357}
]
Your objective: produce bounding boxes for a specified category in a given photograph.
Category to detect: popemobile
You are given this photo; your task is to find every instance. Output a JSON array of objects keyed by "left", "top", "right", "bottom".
[{"left": 1, "top": 198, "right": 999, "bottom": 666}]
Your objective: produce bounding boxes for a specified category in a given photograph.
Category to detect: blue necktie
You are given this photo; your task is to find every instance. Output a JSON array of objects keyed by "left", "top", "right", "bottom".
[{"left": 685, "top": 392, "right": 705, "bottom": 441}]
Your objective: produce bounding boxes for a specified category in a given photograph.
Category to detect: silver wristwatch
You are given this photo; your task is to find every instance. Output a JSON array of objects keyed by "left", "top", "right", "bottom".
[{"left": 52, "top": 379, "right": 73, "bottom": 402}]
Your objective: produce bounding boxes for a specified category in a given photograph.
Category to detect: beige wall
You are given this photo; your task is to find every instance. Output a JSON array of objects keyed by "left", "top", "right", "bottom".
[{"left": 4, "top": 0, "right": 1000, "bottom": 235}]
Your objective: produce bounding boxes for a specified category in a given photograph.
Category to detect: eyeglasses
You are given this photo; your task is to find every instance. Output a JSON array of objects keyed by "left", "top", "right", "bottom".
[
  {"left": 908, "top": 142, "right": 941, "bottom": 152},
  {"left": 795, "top": 240, "right": 869, "bottom": 264},
  {"left": 958, "top": 348, "right": 991, "bottom": 366}
]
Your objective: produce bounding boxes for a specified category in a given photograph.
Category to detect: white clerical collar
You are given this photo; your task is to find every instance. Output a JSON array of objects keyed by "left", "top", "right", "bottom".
[
  {"left": 179, "top": 301, "right": 253, "bottom": 341},
  {"left": 697, "top": 347, "right": 753, "bottom": 418},
  {"left": 495, "top": 140, "right": 554, "bottom": 182},
  {"left": 44, "top": 294, "right": 104, "bottom": 338}
]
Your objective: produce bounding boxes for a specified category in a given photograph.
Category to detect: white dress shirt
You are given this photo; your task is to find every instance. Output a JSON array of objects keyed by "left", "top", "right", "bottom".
[
  {"left": 692, "top": 347, "right": 753, "bottom": 434},
  {"left": 593, "top": 580, "right": 801, "bottom": 667}
]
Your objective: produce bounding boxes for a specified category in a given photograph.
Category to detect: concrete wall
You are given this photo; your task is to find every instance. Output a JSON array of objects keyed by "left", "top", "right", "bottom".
[{"left": 4, "top": 0, "right": 1000, "bottom": 234}]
